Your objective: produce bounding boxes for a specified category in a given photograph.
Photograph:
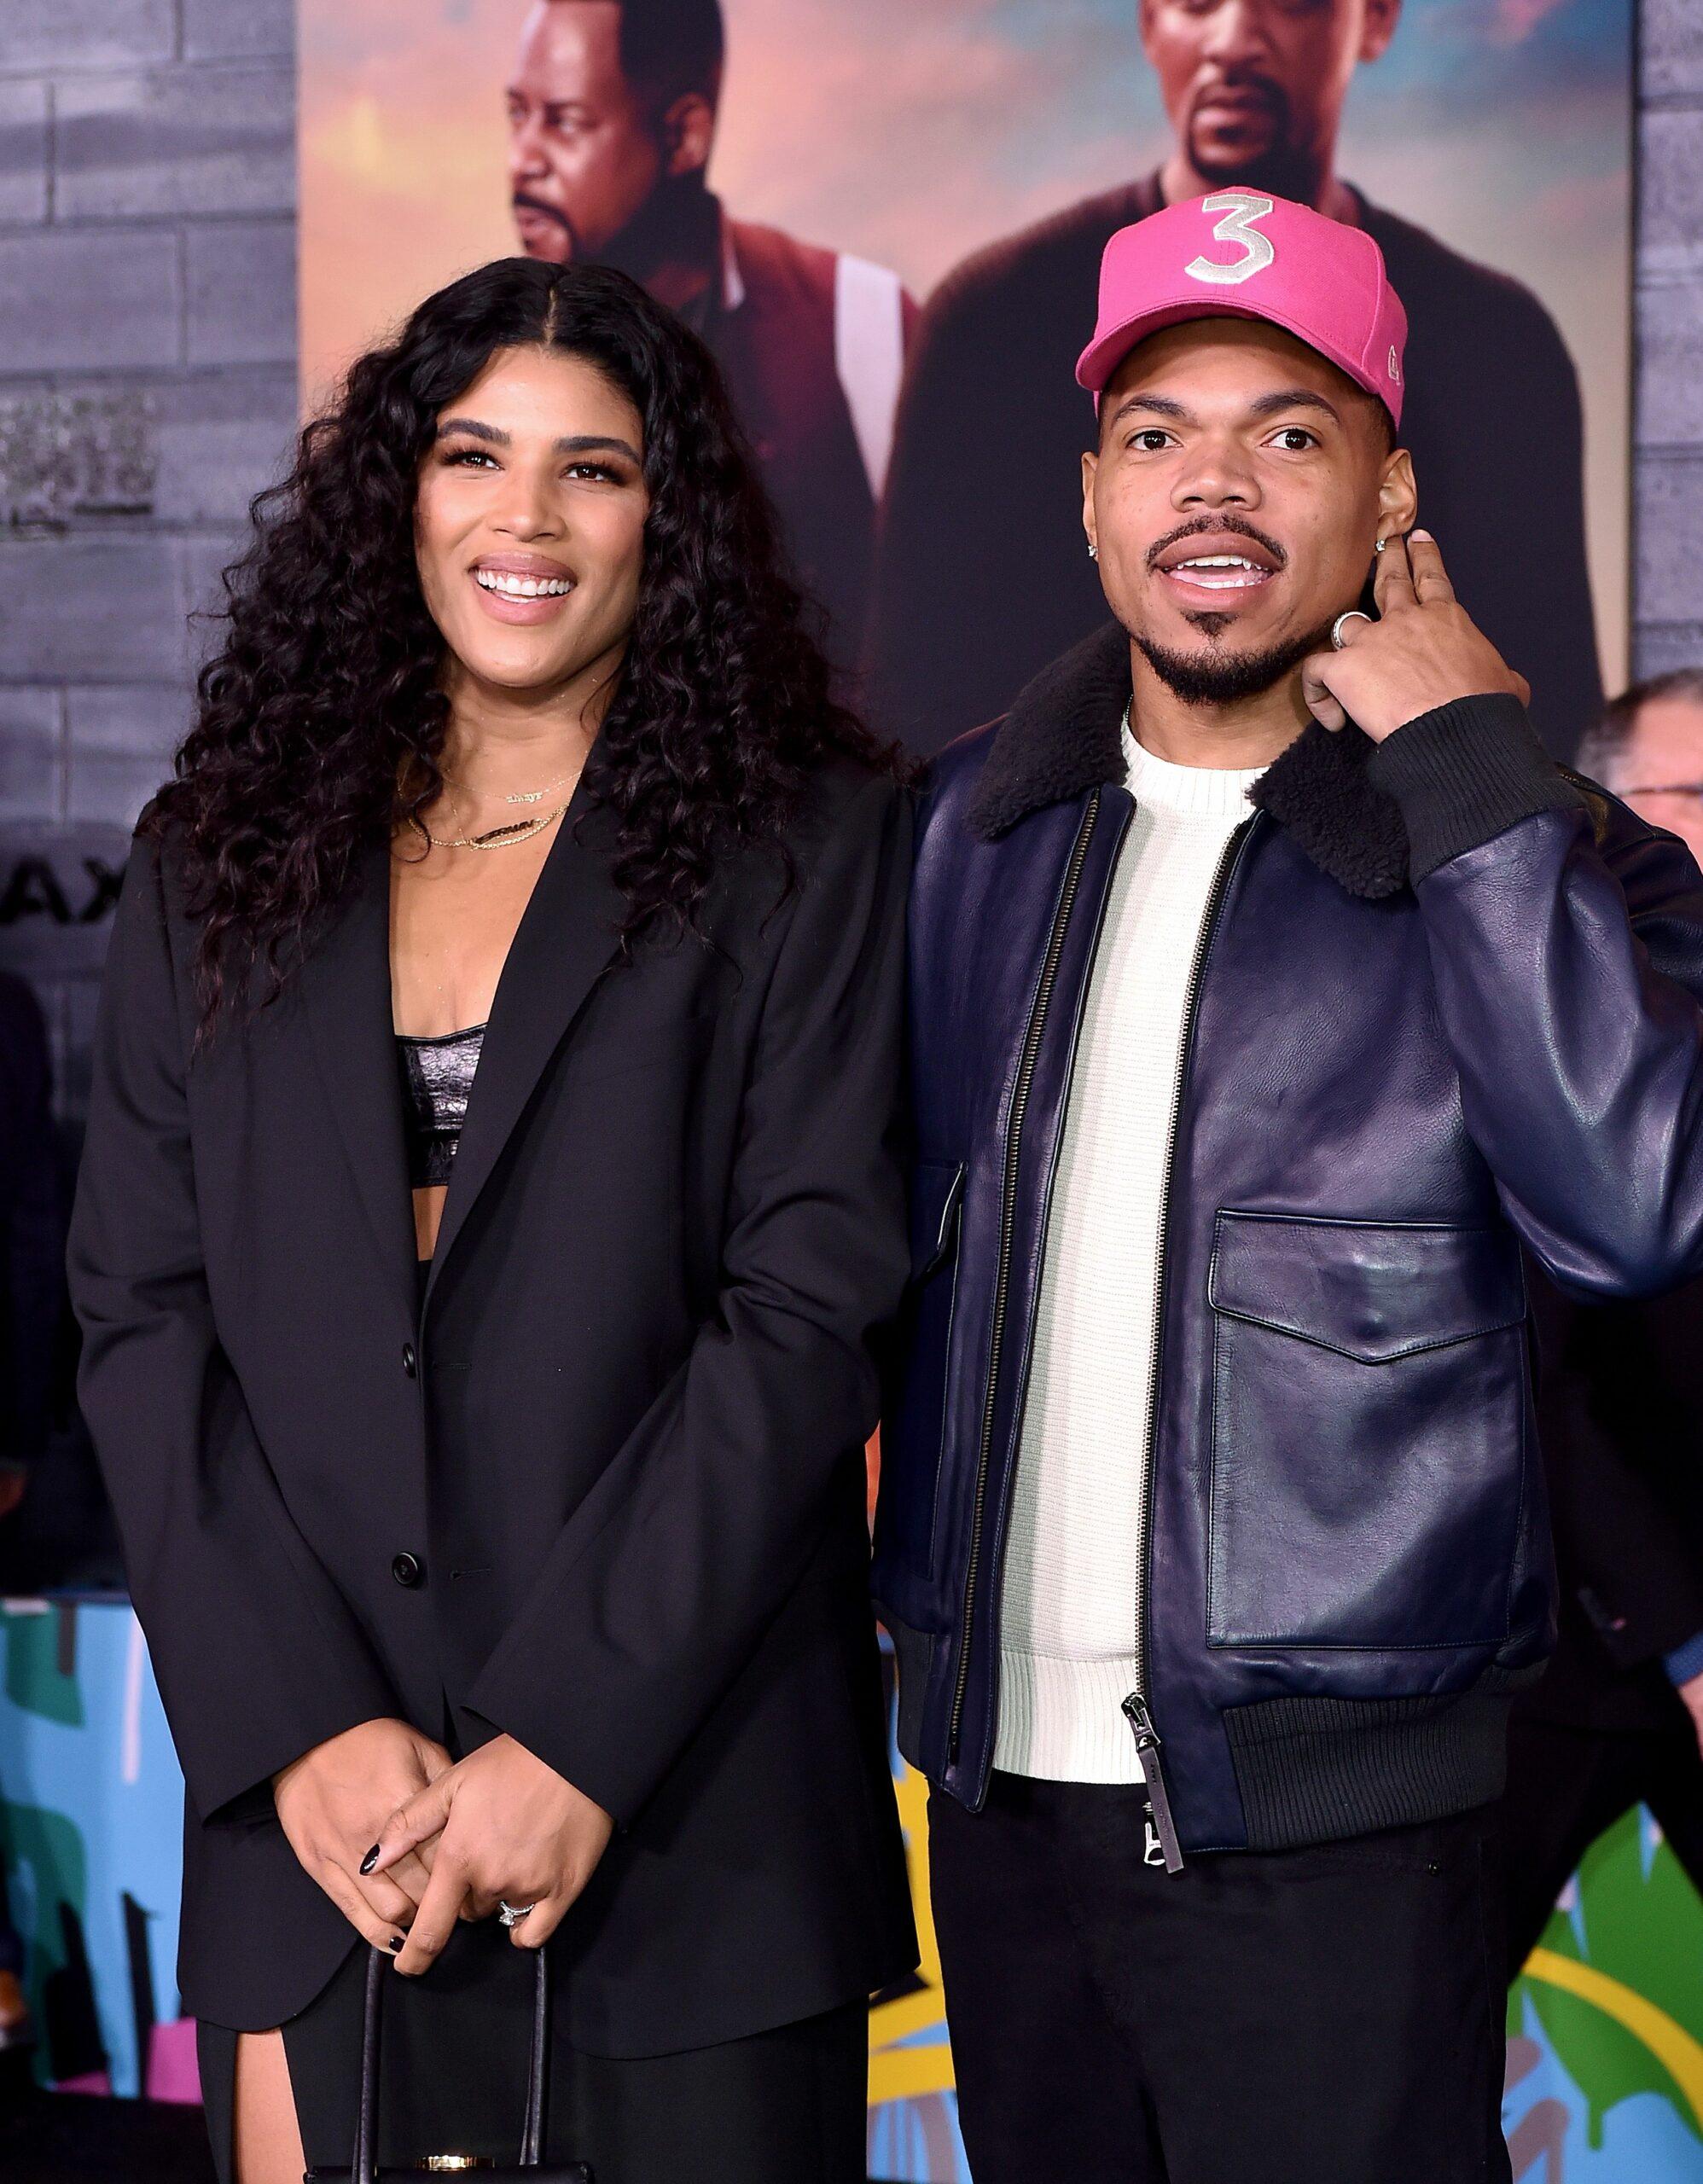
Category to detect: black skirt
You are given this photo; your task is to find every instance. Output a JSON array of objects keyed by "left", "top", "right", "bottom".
[{"left": 197, "top": 1918, "right": 868, "bottom": 2182}]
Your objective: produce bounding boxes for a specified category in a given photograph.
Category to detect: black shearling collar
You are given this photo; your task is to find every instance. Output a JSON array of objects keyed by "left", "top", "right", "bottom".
[{"left": 963, "top": 620, "right": 1410, "bottom": 900}]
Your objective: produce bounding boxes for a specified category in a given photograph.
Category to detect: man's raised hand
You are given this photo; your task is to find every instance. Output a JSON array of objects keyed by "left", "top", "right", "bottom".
[{"left": 1301, "top": 530, "right": 1531, "bottom": 744}]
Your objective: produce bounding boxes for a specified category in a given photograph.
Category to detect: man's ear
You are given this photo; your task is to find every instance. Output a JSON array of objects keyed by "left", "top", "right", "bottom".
[
  {"left": 661, "top": 92, "right": 715, "bottom": 180},
  {"left": 1082, "top": 449, "right": 1099, "bottom": 561},
  {"left": 1378, "top": 446, "right": 1417, "bottom": 541},
  {"left": 1359, "top": 0, "right": 1402, "bottom": 65}
]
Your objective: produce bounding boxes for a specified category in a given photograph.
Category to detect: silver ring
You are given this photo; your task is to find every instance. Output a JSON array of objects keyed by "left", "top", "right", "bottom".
[
  {"left": 1331, "top": 610, "right": 1373, "bottom": 651},
  {"left": 497, "top": 1899, "right": 535, "bottom": 1927}
]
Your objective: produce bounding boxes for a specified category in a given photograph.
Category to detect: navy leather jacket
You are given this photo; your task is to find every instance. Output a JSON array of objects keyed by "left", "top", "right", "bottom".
[{"left": 873, "top": 623, "right": 1703, "bottom": 1863}]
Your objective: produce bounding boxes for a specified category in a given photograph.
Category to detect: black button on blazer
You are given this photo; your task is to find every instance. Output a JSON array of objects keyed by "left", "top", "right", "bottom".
[{"left": 69, "top": 759, "right": 919, "bottom": 2045}]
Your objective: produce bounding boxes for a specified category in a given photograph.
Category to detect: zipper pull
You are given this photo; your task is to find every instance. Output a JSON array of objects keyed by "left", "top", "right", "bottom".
[{"left": 1122, "top": 1693, "right": 1184, "bottom": 1873}]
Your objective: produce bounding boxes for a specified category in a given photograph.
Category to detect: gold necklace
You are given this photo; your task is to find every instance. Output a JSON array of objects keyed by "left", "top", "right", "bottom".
[
  {"left": 441, "top": 763, "right": 581, "bottom": 808},
  {"left": 440, "top": 669, "right": 613, "bottom": 807},
  {"left": 421, "top": 800, "right": 571, "bottom": 852}
]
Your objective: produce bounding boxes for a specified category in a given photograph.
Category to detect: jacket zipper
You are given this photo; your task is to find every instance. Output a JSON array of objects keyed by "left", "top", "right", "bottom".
[
  {"left": 947, "top": 790, "right": 1103, "bottom": 1763},
  {"left": 1123, "top": 814, "right": 1256, "bottom": 1873}
]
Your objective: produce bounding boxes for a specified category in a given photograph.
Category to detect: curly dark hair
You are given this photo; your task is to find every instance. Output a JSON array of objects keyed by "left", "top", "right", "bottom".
[{"left": 152, "top": 255, "right": 904, "bottom": 1022}]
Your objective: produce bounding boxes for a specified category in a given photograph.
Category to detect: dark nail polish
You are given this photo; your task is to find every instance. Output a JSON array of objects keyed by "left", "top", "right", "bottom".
[
  {"left": 386, "top": 1934, "right": 404, "bottom": 1953},
  {"left": 359, "top": 1844, "right": 381, "bottom": 1875}
]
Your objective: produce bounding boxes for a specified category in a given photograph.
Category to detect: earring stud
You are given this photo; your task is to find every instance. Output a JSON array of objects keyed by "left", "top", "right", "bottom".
[{"left": 1089, "top": 543, "right": 1099, "bottom": 561}]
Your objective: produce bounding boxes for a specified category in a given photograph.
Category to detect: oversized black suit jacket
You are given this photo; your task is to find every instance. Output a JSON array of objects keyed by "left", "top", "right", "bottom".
[
  {"left": 68, "top": 760, "right": 918, "bottom": 2042},
  {"left": 869, "top": 173, "right": 1601, "bottom": 762}
]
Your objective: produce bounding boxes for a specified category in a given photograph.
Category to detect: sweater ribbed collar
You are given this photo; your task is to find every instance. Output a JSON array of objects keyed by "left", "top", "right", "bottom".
[{"left": 1120, "top": 710, "right": 1266, "bottom": 821}]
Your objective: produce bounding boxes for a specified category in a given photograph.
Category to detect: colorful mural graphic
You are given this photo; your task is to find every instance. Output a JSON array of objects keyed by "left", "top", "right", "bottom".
[
  {"left": 0, "top": 1600, "right": 193, "bottom": 2103},
  {"left": 5, "top": 1600, "right": 1700, "bottom": 2178}
]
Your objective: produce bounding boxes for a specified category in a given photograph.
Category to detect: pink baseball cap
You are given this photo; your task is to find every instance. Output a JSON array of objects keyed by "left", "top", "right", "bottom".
[{"left": 1076, "top": 189, "right": 1408, "bottom": 429}]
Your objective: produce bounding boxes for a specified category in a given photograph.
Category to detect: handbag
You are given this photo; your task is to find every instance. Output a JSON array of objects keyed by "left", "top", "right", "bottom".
[{"left": 304, "top": 1945, "right": 594, "bottom": 2181}]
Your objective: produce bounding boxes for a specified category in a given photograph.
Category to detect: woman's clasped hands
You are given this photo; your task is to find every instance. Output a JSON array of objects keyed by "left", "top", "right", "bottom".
[
  {"left": 275, "top": 1719, "right": 613, "bottom": 1974},
  {"left": 364, "top": 1730, "right": 613, "bottom": 1974}
]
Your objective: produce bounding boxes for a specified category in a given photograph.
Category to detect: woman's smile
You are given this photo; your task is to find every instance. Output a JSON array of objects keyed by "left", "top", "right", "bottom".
[{"left": 468, "top": 551, "right": 579, "bottom": 624}]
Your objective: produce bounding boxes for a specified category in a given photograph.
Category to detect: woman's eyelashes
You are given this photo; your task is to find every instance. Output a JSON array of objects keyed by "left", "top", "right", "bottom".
[{"left": 438, "top": 445, "right": 630, "bottom": 485}]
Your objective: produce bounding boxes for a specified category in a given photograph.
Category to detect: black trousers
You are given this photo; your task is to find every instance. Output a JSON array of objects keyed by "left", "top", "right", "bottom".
[
  {"left": 929, "top": 1772, "right": 1510, "bottom": 2184},
  {"left": 1502, "top": 1708, "right": 1703, "bottom": 1972},
  {"left": 198, "top": 1920, "right": 868, "bottom": 2184}
]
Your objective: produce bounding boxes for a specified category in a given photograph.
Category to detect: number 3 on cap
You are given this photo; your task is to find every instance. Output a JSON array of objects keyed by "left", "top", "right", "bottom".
[{"left": 1186, "top": 192, "right": 1276, "bottom": 287}]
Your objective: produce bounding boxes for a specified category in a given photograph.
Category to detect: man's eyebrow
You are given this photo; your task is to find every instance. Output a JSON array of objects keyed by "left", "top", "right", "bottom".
[
  {"left": 1107, "top": 392, "right": 1194, "bottom": 429},
  {"left": 1247, "top": 388, "right": 1344, "bottom": 424},
  {"left": 434, "top": 420, "right": 642, "bottom": 463}
]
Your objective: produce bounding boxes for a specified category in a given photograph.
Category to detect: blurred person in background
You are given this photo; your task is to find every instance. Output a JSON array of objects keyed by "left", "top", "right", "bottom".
[
  {"left": 870, "top": 0, "right": 1600, "bottom": 760},
  {"left": 507, "top": 0, "right": 914, "bottom": 671},
  {"left": 1504, "top": 669, "right": 1703, "bottom": 1973},
  {"left": 0, "top": 968, "right": 67, "bottom": 2060}
]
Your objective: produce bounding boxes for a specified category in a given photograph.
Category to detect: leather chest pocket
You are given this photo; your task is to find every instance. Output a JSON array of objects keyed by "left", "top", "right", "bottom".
[
  {"left": 1206, "top": 1212, "right": 1528, "bottom": 1651},
  {"left": 875, "top": 1159, "right": 967, "bottom": 1577}
]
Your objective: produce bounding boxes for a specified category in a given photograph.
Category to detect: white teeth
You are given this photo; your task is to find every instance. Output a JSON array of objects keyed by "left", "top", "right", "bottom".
[
  {"left": 475, "top": 570, "right": 573, "bottom": 598},
  {"left": 1163, "top": 551, "right": 1270, "bottom": 590}
]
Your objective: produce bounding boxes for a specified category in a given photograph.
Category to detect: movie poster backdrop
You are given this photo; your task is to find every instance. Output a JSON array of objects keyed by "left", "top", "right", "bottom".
[{"left": 299, "top": 0, "right": 1631, "bottom": 760}]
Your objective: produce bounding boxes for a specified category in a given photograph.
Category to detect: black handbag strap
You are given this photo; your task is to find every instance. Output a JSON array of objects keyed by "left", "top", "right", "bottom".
[{"left": 352, "top": 1943, "right": 550, "bottom": 2181}]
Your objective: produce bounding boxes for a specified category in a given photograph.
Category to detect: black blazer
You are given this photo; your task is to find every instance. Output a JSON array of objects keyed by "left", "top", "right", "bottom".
[{"left": 69, "top": 760, "right": 918, "bottom": 2043}]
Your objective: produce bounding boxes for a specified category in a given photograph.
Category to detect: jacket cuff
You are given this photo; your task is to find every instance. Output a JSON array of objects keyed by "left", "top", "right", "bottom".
[
  {"left": 1664, "top": 1629, "right": 1703, "bottom": 1690},
  {"left": 1366, "top": 694, "right": 1582, "bottom": 883}
]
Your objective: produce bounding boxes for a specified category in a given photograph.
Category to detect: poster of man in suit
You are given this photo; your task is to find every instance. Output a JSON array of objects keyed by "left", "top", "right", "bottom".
[{"left": 867, "top": 0, "right": 1617, "bottom": 758}]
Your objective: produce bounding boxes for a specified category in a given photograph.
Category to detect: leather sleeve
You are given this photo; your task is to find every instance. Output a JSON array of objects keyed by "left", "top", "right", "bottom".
[
  {"left": 1395, "top": 740, "right": 1703, "bottom": 1297},
  {"left": 466, "top": 777, "right": 913, "bottom": 1822},
  {"left": 68, "top": 834, "right": 399, "bottom": 1821}
]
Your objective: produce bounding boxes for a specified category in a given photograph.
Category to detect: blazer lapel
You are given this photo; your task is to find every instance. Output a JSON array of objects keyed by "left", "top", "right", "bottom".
[
  {"left": 299, "top": 834, "right": 418, "bottom": 1308},
  {"left": 423, "top": 787, "right": 626, "bottom": 1309}
]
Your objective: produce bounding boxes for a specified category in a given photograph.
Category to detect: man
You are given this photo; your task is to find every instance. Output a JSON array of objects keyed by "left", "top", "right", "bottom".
[
  {"left": 873, "top": 192, "right": 1703, "bottom": 2181},
  {"left": 869, "top": 0, "right": 1601, "bottom": 760},
  {"left": 1502, "top": 669, "right": 1703, "bottom": 1975},
  {"left": 507, "top": 0, "right": 912, "bottom": 666}
]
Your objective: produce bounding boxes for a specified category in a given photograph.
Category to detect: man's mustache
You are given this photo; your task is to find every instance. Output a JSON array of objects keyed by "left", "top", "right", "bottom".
[
  {"left": 512, "top": 192, "right": 575, "bottom": 238},
  {"left": 1192, "top": 68, "right": 1288, "bottom": 122},
  {"left": 1145, "top": 514, "right": 1288, "bottom": 571}
]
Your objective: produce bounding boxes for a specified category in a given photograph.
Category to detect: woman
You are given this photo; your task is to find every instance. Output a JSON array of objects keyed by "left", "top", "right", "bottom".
[{"left": 69, "top": 258, "right": 916, "bottom": 2182}]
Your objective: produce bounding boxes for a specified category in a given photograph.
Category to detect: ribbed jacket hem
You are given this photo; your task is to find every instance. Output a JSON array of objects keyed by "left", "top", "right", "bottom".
[
  {"left": 992, "top": 1650, "right": 1147, "bottom": 1783},
  {"left": 1222, "top": 1663, "right": 1544, "bottom": 1851},
  {"left": 1367, "top": 694, "right": 1581, "bottom": 882}
]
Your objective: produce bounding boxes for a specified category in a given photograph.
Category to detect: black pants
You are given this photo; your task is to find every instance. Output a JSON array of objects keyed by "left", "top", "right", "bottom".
[
  {"left": 929, "top": 1772, "right": 1509, "bottom": 2184},
  {"left": 1502, "top": 1709, "right": 1703, "bottom": 1972},
  {"left": 198, "top": 1921, "right": 868, "bottom": 2184}
]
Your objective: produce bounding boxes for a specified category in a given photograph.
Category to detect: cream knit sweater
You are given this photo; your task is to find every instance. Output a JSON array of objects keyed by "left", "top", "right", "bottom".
[{"left": 994, "top": 720, "right": 1266, "bottom": 1783}]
